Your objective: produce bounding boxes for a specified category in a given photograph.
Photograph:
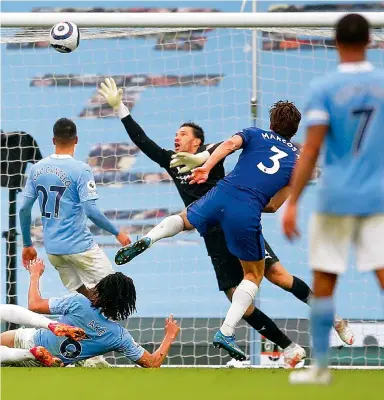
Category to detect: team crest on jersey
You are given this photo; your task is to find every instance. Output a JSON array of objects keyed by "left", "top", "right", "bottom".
[{"left": 87, "top": 180, "right": 97, "bottom": 194}]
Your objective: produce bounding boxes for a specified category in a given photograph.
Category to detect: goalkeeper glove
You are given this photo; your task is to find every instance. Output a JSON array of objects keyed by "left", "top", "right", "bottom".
[
  {"left": 170, "top": 151, "right": 210, "bottom": 174},
  {"left": 98, "top": 77, "right": 123, "bottom": 112}
]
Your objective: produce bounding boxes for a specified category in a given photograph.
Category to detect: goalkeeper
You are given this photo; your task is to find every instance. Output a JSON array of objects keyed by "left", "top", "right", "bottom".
[{"left": 99, "top": 78, "right": 354, "bottom": 367}]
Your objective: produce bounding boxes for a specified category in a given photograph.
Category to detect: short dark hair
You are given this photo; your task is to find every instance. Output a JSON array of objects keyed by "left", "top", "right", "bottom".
[
  {"left": 336, "top": 14, "right": 370, "bottom": 46},
  {"left": 269, "top": 101, "right": 301, "bottom": 140},
  {"left": 91, "top": 272, "right": 136, "bottom": 321},
  {"left": 180, "top": 121, "right": 205, "bottom": 145},
  {"left": 53, "top": 118, "right": 77, "bottom": 145}
]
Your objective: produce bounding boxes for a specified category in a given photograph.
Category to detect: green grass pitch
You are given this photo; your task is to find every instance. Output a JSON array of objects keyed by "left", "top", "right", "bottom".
[{"left": 1, "top": 368, "right": 381, "bottom": 400}]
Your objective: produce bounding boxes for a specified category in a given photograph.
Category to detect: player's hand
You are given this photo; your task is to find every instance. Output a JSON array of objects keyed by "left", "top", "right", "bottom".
[
  {"left": 116, "top": 231, "right": 131, "bottom": 247},
  {"left": 98, "top": 77, "right": 123, "bottom": 112},
  {"left": 22, "top": 246, "right": 37, "bottom": 267},
  {"left": 282, "top": 202, "right": 300, "bottom": 241},
  {"left": 189, "top": 166, "right": 210, "bottom": 185},
  {"left": 165, "top": 314, "right": 180, "bottom": 340},
  {"left": 26, "top": 258, "right": 45, "bottom": 277},
  {"left": 170, "top": 151, "right": 210, "bottom": 174}
]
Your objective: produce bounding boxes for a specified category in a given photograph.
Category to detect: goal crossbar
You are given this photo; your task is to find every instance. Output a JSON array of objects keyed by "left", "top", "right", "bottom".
[{"left": 1, "top": 12, "right": 384, "bottom": 28}]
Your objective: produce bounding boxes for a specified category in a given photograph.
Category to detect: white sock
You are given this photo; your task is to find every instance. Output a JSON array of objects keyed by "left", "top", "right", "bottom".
[
  {"left": 0, "top": 304, "right": 53, "bottom": 329},
  {"left": 145, "top": 215, "right": 185, "bottom": 245},
  {"left": 0, "top": 346, "right": 35, "bottom": 364},
  {"left": 221, "top": 280, "right": 259, "bottom": 336}
]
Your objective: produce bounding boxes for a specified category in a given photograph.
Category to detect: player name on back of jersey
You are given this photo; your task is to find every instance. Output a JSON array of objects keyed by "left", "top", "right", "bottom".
[
  {"left": 32, "top": 165, "right": 72, "bottom": 187},
  {"left": 261, "top": 131, "right": 300, "bottom": 158}
]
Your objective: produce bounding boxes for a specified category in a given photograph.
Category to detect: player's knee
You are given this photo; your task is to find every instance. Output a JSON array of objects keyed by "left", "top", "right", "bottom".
[
  {"left": 179, "top": 211, "right": 193, "bottom": 230},
  {"left": 265, "top": 262, "right": 293, "bottom": 290},
  {"left": 224, "top": 287, "right": 236, "bottom": 302},
  {"left": 243, "top": 271, "right": 263, "bottom": 286},
  {"left": 0, "top": 331, "right": 16, "bottom": 348},
  {"left": 312, "top": 271, "right": 337, "bottom": 297}
]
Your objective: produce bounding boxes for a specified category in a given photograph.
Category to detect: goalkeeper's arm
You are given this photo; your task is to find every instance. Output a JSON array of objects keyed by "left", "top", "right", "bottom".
[
  {"left": 98, "top": 78, "right": 171, "bottom": 168},
  {"left": 169, "top": 142, "right": 223, "bottom": 173}
]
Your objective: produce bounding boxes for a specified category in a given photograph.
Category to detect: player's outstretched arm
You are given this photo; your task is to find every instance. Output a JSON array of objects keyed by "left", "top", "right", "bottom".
[
  {"left": 25, "top": 258, "right": 50, "bottom": 314},
  {"left": 82, "top": 200, "right": 130, "bottom": 246},
  {"left": 169, "top": 142, "right": 223, "bottom": 173},
  {"left": 136, "top": 315, "right": 180, "bottom": 368},
  {"left": 263, "top": 186, "right": 291, "bottom": 213},
  {"left": 189, "top": 135, "right": 243, "bottom": 184},
  {"left": 98, "top": 77, "right": 171, "bottom": 168}
]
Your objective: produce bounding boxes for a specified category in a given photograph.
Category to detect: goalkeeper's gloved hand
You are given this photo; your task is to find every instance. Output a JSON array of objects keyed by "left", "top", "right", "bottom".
[
  {"left": 169, "top": 151, "right": 210, "bottom": 174},
  {"left": 98, "top": 77, "right": 123, "bottom": 112}
]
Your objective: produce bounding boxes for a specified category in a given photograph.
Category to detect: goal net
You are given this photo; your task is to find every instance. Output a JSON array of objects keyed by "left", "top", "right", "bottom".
[{"left": 1, "top": 12, "right": 384, "bottom": 368}]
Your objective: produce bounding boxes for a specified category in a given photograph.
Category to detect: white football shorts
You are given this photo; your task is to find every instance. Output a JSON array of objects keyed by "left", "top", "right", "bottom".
[
  {"left": 13, "top": 327, "right": 41, "bottom": 367},
  {"left": 309, "top": 213, "right": 384, "bottom": 275},
  {"left": 48, "top": 244, "right": 114, "bottom": 292}
]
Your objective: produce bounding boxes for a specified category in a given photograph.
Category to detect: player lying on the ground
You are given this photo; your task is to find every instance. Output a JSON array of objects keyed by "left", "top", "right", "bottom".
[
  {"left": 0, "top": 303, "right": 85, "bottom": 366},
  {"left": 283, "top": 13, "right": 384, "bottom": 385},
  {"left": 99, "top": 78, "right": 354, "bottom": 367},
  {"left": 112, "top": 100, "right": 303, "bottom": 361},
  {"left": 0, "top": 258, "right": 180, "bottom": 367},
  {"left": 19, "top": 118, "right": 130, "bottom": 299}
]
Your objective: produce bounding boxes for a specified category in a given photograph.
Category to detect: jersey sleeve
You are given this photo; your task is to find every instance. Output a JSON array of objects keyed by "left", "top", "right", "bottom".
[
  {"left": 76, "top": 165, "right": 99, "bottom": 203},
  {"left": 118, "top": 328, "right": 145, "bottom": 363},
  {"left": 48, "top": 293, "right": 79, "bottom": 315},
  {"left": 234, "top": 129, "right": 250, "bottom": 148},
  {"left": 121, "top": 115, "right": 172, "bottom": 169},
  {"left": 23, "top": 173, "right": 37, "bottom": 199},
  {"left": 304, "top": 80, "right": 330, "bottom": 127}
]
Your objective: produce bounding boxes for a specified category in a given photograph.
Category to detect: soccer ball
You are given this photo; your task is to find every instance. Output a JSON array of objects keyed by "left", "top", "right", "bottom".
[{"left": 49, "top": 22, "right": 80, "bottom": 53}]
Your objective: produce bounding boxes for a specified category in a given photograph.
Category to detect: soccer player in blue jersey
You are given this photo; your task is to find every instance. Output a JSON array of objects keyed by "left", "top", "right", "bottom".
[
  {"left": 282, "top": 14, "right": 384, "bottom": 384},
  {"left": 0, "top": 258, "right": 180, "bottom": 367},
  {"left": 19, "top": 118, "right": 131, "bottom": 297},
  {"left": 115, "top": 101, "right": 301, "bottom": 361}
]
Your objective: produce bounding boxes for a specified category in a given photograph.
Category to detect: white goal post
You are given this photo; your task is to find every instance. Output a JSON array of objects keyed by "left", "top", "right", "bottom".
[
  {"left": 1, "top": 11, "right": 384, "bottom": 368},
  {"left": 1, "top": 11, "right": 384, "bottom": 27}
]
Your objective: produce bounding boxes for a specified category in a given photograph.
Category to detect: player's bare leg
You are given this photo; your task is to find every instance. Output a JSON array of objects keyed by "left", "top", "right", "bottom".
[
  {"left": 375, "top": 268, "right": 384, "bottom": 290},
  {"left": 265, "top": 262, "right": 354, "bottom": 345},
  {"left": 289, "top": 270, "right": 337, "bottom": 385},
  {"left": 213, "top": 259, "right": 263, "bottom": 361},
  {"left": 115, "top": 212, "right": 188, "bottom": 265}
]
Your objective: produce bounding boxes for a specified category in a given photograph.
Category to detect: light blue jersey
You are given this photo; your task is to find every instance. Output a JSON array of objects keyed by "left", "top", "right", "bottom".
[
  {"left": 34, "top": 293, "right": 144, "bottom": 365},
  {"left": 24, "top": 154, "right": 97, "bottom": 254},
  {"left": 305, "top": 61, "right": 384, "bottom": 215}
]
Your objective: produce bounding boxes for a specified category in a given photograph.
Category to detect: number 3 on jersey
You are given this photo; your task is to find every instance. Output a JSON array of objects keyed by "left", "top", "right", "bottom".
[
  {"left": 257, "top": 146, "right": 288, "bottom": 175},
  {"left": 36, "top": 185, "right": 67, "bottom": 219}
]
